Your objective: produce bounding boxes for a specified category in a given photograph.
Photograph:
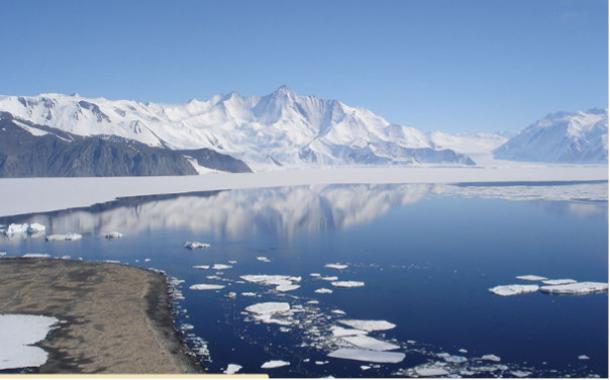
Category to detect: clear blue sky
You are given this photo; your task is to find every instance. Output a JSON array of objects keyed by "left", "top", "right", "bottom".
[{"left": 1, "top": 0, "right": 607, "bottom": 132}]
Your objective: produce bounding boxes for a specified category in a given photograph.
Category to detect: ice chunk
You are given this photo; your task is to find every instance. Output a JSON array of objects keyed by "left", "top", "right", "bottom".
[
  {"left": 261, "top": 360, "right": 290, "bottom": 369},
  {"left": 0, "top": 314, "right": 58, "bottom": 370},
  {"left": 331, "top": 309, "right": 346, "bottom": 315},
  {"left": 245, "top": 302, "right": 292, "bottom": 325},
  {"left": 306, "top": 300, "right": 319, "bottom": 305},
  {"left": 0, "top": 252, "right": 6, "bottom": 257},
  {"left": 2, "top": 223, "right": 29, "bottom": 236},
  {"left": 321, "top": 276, "right": 339, "bottom": 281},
  {"left": 104, "top": 231, "right": 123, "bottom": 239},
  {"left": 331, "top": 326, "right": 367, "bottom": 337},
  {"left": 438, "top": 352, "right": 467, "bottom": 364},
  {"left": 360, "top": 365, "right": 371, "bottom": 371},
  {"left": 192, "top": 265, "right": 210, "bottom": 270},
  {"left": 578, "top": 354, "right": 590, "bottom": 360},
  {"left": 540, "top": 282, "right": 608, "bottom": 295},
  {"left": 325, "top": 263, "right": 348, "bottom": 270},
  {"left": 27, "top": 223, "right": 46, "bottom": 234},
  {"left": 338, "top": 319, "right": 396, "bottom": 332},
  {"left": 241, "top": 274, "right": 301, "bottom": 292},
  {"left": 415, "top": 366, "right": 450, "bottom": 377},
  {"left": 541, "top": 279, "right": 577, "bottom": 285},
  {"left": 458, "top": 348, "right": 468, "bottom": 354},
  {"left": 228, "top": 260, "right": 238, "bottom": 264},
  {"left": 184, "top": 241, "right": 210, "bottom": 249},
  {"left": 212, "top": 264, "right": 232, "bottom": 270},
  {"left": 276, "top": 284, "right": 300, "bottom": 292},
  {"left": 189, "top": 284, "right": 225, "bottom": 291},
  {"left": 224, "top": 364, "right": 242, "bottom": 374},
  {"left": 23, "top": 253, "right": 50, "bottom": 258},
  {"left": 331, "top": 281, "right": 365, "bottom": 288},
  {"left": 481, "top": 354, "right": 501, "bottom": 362},
  {"left": 315, "top": 288, "right": 333, "bottom": 294},
  {"left": 256, "top": 256, "right": 271, "bottom": 263},
  {"left": 327, "top": 348, "right": 405, "bottom": 363},
  {"left": 516, "top": 275, "right": 547, "bottom": 281},
  {"left": 241, "top": 292, "right": 257, "bottom": 297},
  {"left": 309, "top": 273, "right": 321, "bottom": 277},
  {"left": 489, "top": 284, "right": 539, "bottom": 296},
  {"left": 341, "top": 335, "right": 400, "bottom": 351},
  {"left": 45, "top": 233, "right": 82, "bottom": 241},
  {"left": 511, "top": 370, "right": 532, "bottom": 377}
]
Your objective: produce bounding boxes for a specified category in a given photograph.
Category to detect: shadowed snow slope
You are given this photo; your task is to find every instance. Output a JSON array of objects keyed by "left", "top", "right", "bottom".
[{"left": 494, "top": 109, "right": 608, "bottom": 163}]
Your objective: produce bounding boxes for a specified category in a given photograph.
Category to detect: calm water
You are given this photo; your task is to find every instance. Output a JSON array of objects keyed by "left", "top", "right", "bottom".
[{"left": 0, "top": 183, "right": 607, "bottom": 377}]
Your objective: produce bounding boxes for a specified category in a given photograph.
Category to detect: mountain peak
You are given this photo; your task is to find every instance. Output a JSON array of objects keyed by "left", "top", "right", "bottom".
[{"left": 272, "top": 85, "right": 296, "bottom": 98}]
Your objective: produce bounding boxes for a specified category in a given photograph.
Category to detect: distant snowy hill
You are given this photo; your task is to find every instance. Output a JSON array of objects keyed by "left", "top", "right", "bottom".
[
  {"left": 494, "top": 109, "right": 608, "bottom": 163},
  {"left": 0, "top": 86, "right": 475, "bottom": 169}
]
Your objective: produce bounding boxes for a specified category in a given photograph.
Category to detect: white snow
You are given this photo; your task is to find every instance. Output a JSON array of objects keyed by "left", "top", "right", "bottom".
[
  {"left": 337, "top": 319, "right": 396, "bottom": 332},
  {"left": 224, "top": 363, "right": 242, "bottom": 374},
  {"left": 327, "top": 348, "right": 405, "bottom": 363},
  {"left": 0, "top": 314, "right": 58, "bottom": 370},
  {"left": 341, "top": 335, "right": 400, "bottom": 351},
  {"left": 489, "top": 284, "right": 539, "bottom": 296},
  {"left": 22, "top": 253, "right": 50, "bottom": 258},
  {"left": 331, "top": 281, "right": 364, "bottom": 288},
  {"left": 539, "top": 281, "right": 608, "bottom": 295},
  {"left": 515, "top": 275, "right": 547, "bottom": 281},
  {"left": 45, "top": 233, "right": 82, "bottom": 241},
  {"left": 260, "top": 360, "right": 290, "bottom": 369},
  {"left": 541, "top": 279, "right": 577, "bottom": 285},
  {"left": 325, "top": 263, "right": 348, "bottom": 270},
  {"left": 315, "top": 288, "right": 333, "bottom": 294},
  {"left": 104, "top": 231, "right": 123, "bottom": 239},
  {"left": 189, "top": 284, "right": 225, "bottom": 291},
  {"left": 184, "top": 241, "right": 210, "bottom": 249}
]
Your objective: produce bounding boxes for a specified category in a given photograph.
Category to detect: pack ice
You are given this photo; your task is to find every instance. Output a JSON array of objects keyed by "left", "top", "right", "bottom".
[
  {"left": 489, "top": 284, "right": 539, "bottom": 296},
  {"left": 540, "top": 282, "right": 608, "bottom": 295}
]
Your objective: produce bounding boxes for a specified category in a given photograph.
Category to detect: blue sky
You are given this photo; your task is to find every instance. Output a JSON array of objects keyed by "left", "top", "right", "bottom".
[{"left": 1, "top": 0, "right": 607, "bottom": 132}]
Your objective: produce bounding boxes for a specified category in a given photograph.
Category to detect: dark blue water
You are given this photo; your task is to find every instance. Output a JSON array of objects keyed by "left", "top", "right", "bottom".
[{"left": 0, "top": 184, "right": 607, "bottom": 377}]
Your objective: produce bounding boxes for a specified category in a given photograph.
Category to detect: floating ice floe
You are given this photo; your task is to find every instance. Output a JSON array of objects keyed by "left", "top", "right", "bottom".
[
  {"left": 261, "top": 360, "right": 290, "bottom": 369},
  {"left": 325, "top": 263, "right": 348, "bottom": 270},
  {"left": 578, "top": 355, "right": 590, "bottom": 360},
  {"left": 338, "top": 319, "right": 396, "bottom": 332},
  {"left": 189, "top": 284, "right": 225, "bottom": 291},
  {"left": 104, "top": 231, "right": 123, "bottom": 239},
  {"left": 331, "top": 281, "right": 365, "bottom": 288},
  {"left": 45, "top": 233, "right": 82, "bottom": 241},
  {"left": 224, "top": 363, "right": 242, "bottom": 374},
  {"left": 341, "top": 335, "right": 400, "bottom": 351},
  {"left": 276, "top": 284, "right": 300, "bottom": 292},
  {"left": 0, "top": 314, "right": 58, "bottom": 370},
  {"left": 315, "top": 288, "right": 333, "bottom": 294},
  {"left": 180, "top": 323, "right": 194, "bottom": 331},
  {"left": 192, "top": 265, "right": 210, "bottom": 270},
  {"left": 184, "top": 241, "right": 210, "bottom": 249},
  {"left": 438, "top": 352, "right": 468, "bottom": 364},
  {"left": 241, "top": 274, "right": 301, "bottom": 292},
  {"left": 516, "top": 275, "right": 547, "bottom": 281},
  {"left": 481, "top": 354, "right": 501, "bottom": 362},
  {"left": 256, "top": 256, "right": 271, "bottom": 263},
  {"left": 540, "top": 282, "right": 608, "bottom": 295},
  {"left": 327, "top": 348, "right": 405, "bottom": 363},
  {"left": 511, "top": 370, "right": 532, "bottom": 377},
  {"left": 228, "top": 260, "right": 238, "bottom": 264},
  {"left": 310, "top": 273, "right": 321, "bottom": 277},
  {"left": 245, "top": 302, "right": 292, "bottom": 325},
  {"left": 330, "top": 326, "right": 367, "bottom": 337},
  {"left": 27, "top": 223, "right": 46, "bottom": 234},
  {"left": 321, "top": 276, "right": 339, "bottom": 281},
  {"left": 360, "top": 365, "right": 371, "bottom": 371},
  {"left": 241, "top": 292, "right": 257, "bottom": 297},
  {"left": 144, "top": 258, "right": 151, "bottom": 262},
  {"left": 212, "top": 264, "right": 232, "bottom": 270},
  {"left": 22, "top": 253, "right": 50, "bottom": 258},
  {"left": 541, "top": 279, "right": 577, "bottom": 286},
  {"left": 489, "top": 284, "right": 539, "bottom": 296},
  {"left": 414, "top": 366, "right": 450, "bottom": 377}
]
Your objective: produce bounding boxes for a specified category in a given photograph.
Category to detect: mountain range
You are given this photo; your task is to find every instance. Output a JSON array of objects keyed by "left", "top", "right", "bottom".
[{"left": 0, "top": 86, "right": 606, "bottom": 177}]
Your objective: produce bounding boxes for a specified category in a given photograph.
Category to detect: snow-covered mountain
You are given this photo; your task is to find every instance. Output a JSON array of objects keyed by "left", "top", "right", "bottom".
[
  {"left": 494, "top": 109, "right": 608, "bottom": 163},
  {"left": 0, "top": 86, "right": 475, "bottom": 169}
]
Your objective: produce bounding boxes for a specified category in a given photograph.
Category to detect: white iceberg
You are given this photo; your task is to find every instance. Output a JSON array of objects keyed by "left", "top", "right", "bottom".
[
  {"left": 2, "top": 223, "right": 29, "bottom": 236},
  {"left": 331, "top": 309, "right": 346, "bottom": 315},
  {"left": 541, "top": 279, "right": 577, "bottom": 286},
  {"left": 341, "top": 335, "right": 400, "bottom": 351},
  {"left": 331, "top": 281, "right": 364, "bottom": 288},
  {"left": 189, "top": 284, "right": 225, "bottom": 291},
  {"left": 511, "top": 370, "right": 532, "bottom": 377},
  {"left": 337, "top": 319, "right": 396, "bottom": 332},
  {"left": 327, "top": 348, "right": 405, "bottom": 363},
  {"left": 241, "top": 292, "right": 257, "bottom": 297},
  {"left": 27, "top": 223, "right": 46, "bottom": 234},
  {"left": 315, "top": 288, "right": 333, "bottom": 294},
  {"left": 0, "top": 314, "right": 58, "bottom": 370},
  {"left": 489, "top": 284, "right": 539, "bottom": 296},
  {"left": 256, "top": 256, "right": 271, "bottom": 263},
  {"left": 261, "top": 360, "right": 290, "bottom": 369},
  {"left": 184, "top": 241, "right": 210, "bottom": 249},
  {"left": 45, "top": 233, "right": 82, "bottom": 241},
  {"left": 438, "top": 352, "right": 467, "bottom": 364},
  {"left": 325, "top": 263, "right": 348, "bottom": 270},
  {"left": 309, "top": 273, "right": 321, "bottom": 277},
  {"left": 540, "top": 281, "right": 608, "bottom": 295},
  {"left": 0, "top": 252, "right": 6, "bottom": 257},
  {"left": 22, "top": 253, "right": 50, "bottom": 258},
  {"left": 104, "top": 231, "right": 123, "bottom": 239},
  {"left": 516, "top": 275, "right": 547, "bottom": 281},
  {"left": 224, "top": 363, "right": 242, "bottom": 374}
]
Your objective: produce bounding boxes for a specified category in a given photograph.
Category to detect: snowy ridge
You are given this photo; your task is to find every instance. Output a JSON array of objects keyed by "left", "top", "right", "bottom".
[
  {"left": 494, "top": 109, "right": 608, "bottom": 163},
  {"left": 0, "top": 87, "right": 475, "bottom": 169}
]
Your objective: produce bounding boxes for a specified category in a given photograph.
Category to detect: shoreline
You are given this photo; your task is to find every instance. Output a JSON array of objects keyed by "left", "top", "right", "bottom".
[
  {"left": 0, "top": 258, "right": 201, "bottom": 374},
  {"left": 0, "top": 166, "right": 607, "bottom": 217}
]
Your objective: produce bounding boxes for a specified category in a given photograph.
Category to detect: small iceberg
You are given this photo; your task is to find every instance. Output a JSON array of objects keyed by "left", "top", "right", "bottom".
[
  {"left": 341, "top": 335, "right": 400, "bottom": 351},
  {"left": 189, "top": 284, "right": 225, "bottom": 291},
  {"left": 331, "top": 281, "right": 364, "bottom": 288},
  {"left": 46, "top": 233, "right": 82, "bottom": 241},
  {"left": 261, "top": 360, "right": 290, "bottom": 369},
  {"left": 27, "top": 223, "right": 46, "bottom": 234},
  {"left": 578, "top": 354, "right": 590, "bottom": 360},
  {"left": 541, "top": 279, "right": 577, "bottom": 286},
  {"left": 104, "top": 231, "right": 123, "bottom": 239},
  {"left": 184, "top": 241, "right": 210, "bottom": 249},
  {"left": 321, "top": 276, "right": 339, "bottom": 281},
  {"left": 489, "top": 284, "right": 539, "bottom": 296},
  {"left": 224, "top": 363, "right": 242, "bottom": 374},
  {"left": 1, "top": 223, "right": 29, "bottom": 236},
  {"left": 276, "top": 284, "right": 300, "bottom": 292},
  {"left": 325, "top": 263, "right": 348, "bottom": 270},
  {"left": 539, "top": 281, "right": 608, "bottom": 295},
  {"left": 0, "top": 314, "right": 58, "bottom": 370},
  {"left": 337, "top": 319, "right": 396, "bottom": 332},
  {"left": 327, "top": 348, "right": 405, "bottom": 363},
  {"left": 315, "top": 288, "right": 333, "bottom": 294},
  {"left": 516, "top": 275, "right": 547, "bottom": 281}
]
